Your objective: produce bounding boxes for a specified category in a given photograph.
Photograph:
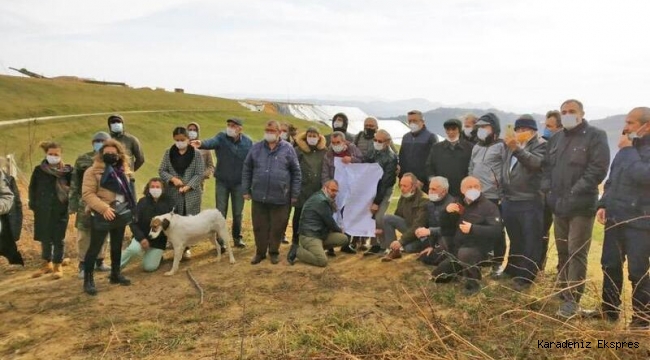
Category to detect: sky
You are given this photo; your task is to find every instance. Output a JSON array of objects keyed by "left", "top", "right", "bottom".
[{"left": 1, "top": 0, "right": 648, "bottom": 118}]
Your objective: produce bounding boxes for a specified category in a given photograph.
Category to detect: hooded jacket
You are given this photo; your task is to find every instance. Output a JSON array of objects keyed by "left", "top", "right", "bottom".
[
  {"left": 294, "top": 132, "right": 327, "bottom": 208},
  {"left": 108, "top": 117, "right": 145, "bottom": 172},
  {"left": 598, "top": 134, "right": 650, "bottom": 230},
  {"left": 399, "top": 125, "right": 438, "bottom": 186},
  {"left": 188, "top": 122, "right": 216, "bottom": 182},
  {"left": 502, "top": 135, "right": 546, "bottom": 201},
  {"left": 542, "top": 120, "right": 609, "bottom": 217},
  {"left": 325, "top": 113, "right": 354, "bottom": 145},
  {"left": 469, "top": 113, "right": 506, "bottom": 200}
]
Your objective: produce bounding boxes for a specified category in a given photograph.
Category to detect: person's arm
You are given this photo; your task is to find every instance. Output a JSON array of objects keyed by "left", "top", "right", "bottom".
[
  {"left": 512, "top": 139, "right": 546, "bottom": 170},
  {"left": 81, "top": 167, "right": 111, "bottom": 214},
  {"left": 241, "top": 149, "right": 254, "bottom": 196},
  {"left": 571, "top": 130, "right": 610, "bottom": 195},
  {"left": 321, "top": 153, "right": 332, "bottom": 185},
  {"left": 349, "top": 144, "right": 364, "bottom": 163},
  {"left": 27, "top": 168, "right": 37, "bottom": 211},
  {"left": 288, "top": 146, "right": 302, "bottom": 201},
  {"left": 199, "top": 133, "right": 222, "bottom": 150},
  {"left": 185, "top": 151, "right": 206, "bottom": 190},
  {"left": 68, "top": 161, "right": 82, "bottom": 213},
  {"left": 621, "top": 145, "right": 650, "bottom": 185},
  {"left": 129, "top": 201, "right": 147, "bottom": 241},
  {"left": 131, "top": 136, "right": 145, "bottom": 172},
  {"left": 373, "top": 156, "right": 397, "bottom": 206},
  {"left": 468, "top": 203, "right": 503, "bottom": 239},
  {"left": 0, "top": 173, "right": 14, "bottom": 215},
  {"left": 468, "top": 145, "right": 477, "bottom": 175},
  {"left": 317, "top": 201, "right": 342, "bottom": 233},
  {"left": 158, "top": 150, "right": 176, "bottom": 185},
  {"left": 425, "top": 145, "right": 437, "bottom": 179},
  {"left": 399, "top": 198, "right": 429, "bottom": 246}
]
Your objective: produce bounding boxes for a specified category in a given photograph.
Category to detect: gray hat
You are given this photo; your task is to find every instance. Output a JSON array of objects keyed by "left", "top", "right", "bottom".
[
  {"left": 92, "top": 131, "right": 111, "bottom": 142},
  {"left": 227, "top": 118, "right": 243, "bottom": 126}
]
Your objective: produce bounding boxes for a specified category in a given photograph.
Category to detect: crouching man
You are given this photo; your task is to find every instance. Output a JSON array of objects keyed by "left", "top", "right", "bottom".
[
  {"left": 289, "top": 180, "right": 348, "bottom": 267},
  {"left": 431, "top": 176, "right": 503, "bottom": 295}
]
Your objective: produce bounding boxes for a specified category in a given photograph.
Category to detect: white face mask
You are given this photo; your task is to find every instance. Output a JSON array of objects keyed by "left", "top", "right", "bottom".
[
  {"left": 333, "top": 120, "right": 344, "bottom": 129},
  {"left": 447, "top": 136, "right": 459, "bottom": 143},
  {"left": 264, "top": 132, "right": 278, "bottom": 143},
  {"left": 331, "top": 144, "right": 345, "bottom": 153},
  {"left": 149, "top": 188, "right": 162, "bottom": 198},
  {"left": 46, "top": 155, "right": 61, "bottom": 165},
  {"left": 110, "top": 123, "right": 123, "bottom": 133},
  {"left": 402, "top": 191, "right": 415, "bottom": 198},
  {"left": 175, "top": 141, "right": 188, "bottom": 150},
  {"left": 477, "top": 127, "right": 491, "bottom": 140},
  {"left": 306, "top": 137, "right": 319, "bottom": 146},
  {"left": 429, "top": 193, "right": 441, "bottom": 202},
  {"left": 409, "top": 123, "right": 421, "bottom": 132},
  {"left": 188, "top": 130, "right": 198, "bottom": 140},
  {"left": 561, "top": 114, "right": 579, "bottom": 130},
  {"left": 463, "top": 127, "right": 473, "bottom": 136},
  {"left": 226, "top": 127, "right": 238, "bottom": 137},
  {"left": 373, "top": 141, "right": 384, "bottom": 151},
  {"left": 465, "top": 188, "right": 481, "bottom": 202},
  {"left": 280, "top": 132, "right": 289, "bottom": 140}
]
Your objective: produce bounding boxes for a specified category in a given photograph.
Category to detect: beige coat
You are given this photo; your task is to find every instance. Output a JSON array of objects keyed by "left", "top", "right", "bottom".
[{"left": 82, "top": 160, "right": 132, "bottom": 215}]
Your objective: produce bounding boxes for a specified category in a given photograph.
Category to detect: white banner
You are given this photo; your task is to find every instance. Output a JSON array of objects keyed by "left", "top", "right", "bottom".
[{"left": 333, "top": 157, "right": 384, "bottom": 237}]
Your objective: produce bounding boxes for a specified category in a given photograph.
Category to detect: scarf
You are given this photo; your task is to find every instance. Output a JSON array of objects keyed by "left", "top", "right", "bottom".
[
  {"left": 39, "top": 160, "right": 72, "bottom": 204},
  {"left": 100, "top": 163, "right": 136, "bottom": 208},
  {"left": 170, "top": 145, "right": 195, "bottom": 177}
]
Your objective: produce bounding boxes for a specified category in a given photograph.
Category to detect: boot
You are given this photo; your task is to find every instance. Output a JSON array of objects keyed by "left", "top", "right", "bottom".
[
  {"left": 32, "top": 261, "right": 53, "bottom": 278},
  {"left": 287, "top": 244, "right": 298, "bottom": 265},
  {"left": 83, "top": 271, "right": 97, "bottom": 296},
  {"left": 52, "top": 263, "right": 63, "bottom": 279},
  {"left": 109, "top": 268, "right": 131, "bottom": 286}
]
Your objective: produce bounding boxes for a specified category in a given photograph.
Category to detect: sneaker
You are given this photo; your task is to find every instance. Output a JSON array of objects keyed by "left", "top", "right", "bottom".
[
  {"left": 556, "top": 301, "right": 580, "bottom": 319},
  {"left": 340, "top": 245, "right": 356, "bottom": 254},
  {"left": 234, "top": 240, "right": 246, "bottom": 248},
  {"left": 182, "top": 249, "right": 192, "bottom": 260},
  {"left": 326, "top": 249, "right": 336, "bottom": 257},
  {"left": 251, "top": 254, "right": 266, "bottom": 265},
  {"left": 287, "top": 244, "right": 298, "bottom": 265},
  {"left": 381, "top": 249, "right": 402, "bottom": 262},
  {"left": 363, "top": 245, "right": 382, "bottom": 256}
]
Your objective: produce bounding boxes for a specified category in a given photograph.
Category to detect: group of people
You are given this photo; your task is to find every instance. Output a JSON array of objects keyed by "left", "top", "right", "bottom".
[{"left": 0, "top": 100, "right": 647, "bottom": 330}]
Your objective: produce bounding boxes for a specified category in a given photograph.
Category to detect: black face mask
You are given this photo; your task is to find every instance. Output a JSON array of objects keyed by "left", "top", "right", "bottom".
[
  {"left": 364, "top": 128, "right": 376, "bottom": 138},
  {"left": 102, "top": 153, "right": 119, "bottom": 165}
]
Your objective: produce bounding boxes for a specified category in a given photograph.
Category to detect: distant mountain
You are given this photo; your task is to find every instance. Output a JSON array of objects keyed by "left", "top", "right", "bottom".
[{"left": 590, "top": 115, "right": 626, "bottom": 159}]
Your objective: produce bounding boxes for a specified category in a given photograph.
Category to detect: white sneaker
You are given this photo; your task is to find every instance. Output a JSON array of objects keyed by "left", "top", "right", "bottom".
[{"left": 182, "top": 249, "right": 192, "bottom": 260}]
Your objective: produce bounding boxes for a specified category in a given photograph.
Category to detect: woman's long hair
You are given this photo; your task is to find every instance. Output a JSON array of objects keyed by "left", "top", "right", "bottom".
[{"left": 94, "top": 139, "right": 131, "bottom": 173}]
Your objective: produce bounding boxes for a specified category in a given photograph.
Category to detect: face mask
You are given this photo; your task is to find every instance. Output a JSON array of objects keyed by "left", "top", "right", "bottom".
[
  {"left": 102, "top": 153, "right": 119, "bottom": 165},
  {"left": 515, "top": 131, "right": 534, "bottom": 144},
  {"left": 409, "top": 123, "right": 421, "bottom": 133},
  {"left": 307, "top": 137, "right": 319, "bottom": 146},
  {"left": 110, "top": 123, "right": 123, "bottom": 133},
  {"left": 46, "top": 155, "right": 61, "bottom": 165},
  {"left": 280, "top": 132, "right": 289, "bottom": 140},
  {"left": 332, "top": 144, "right": 345, "bottom": 153},
  {"left": 373, "top": 141, "right": 384, "bottom": 151},
  {"left": 188, "top": 131, "right": 198, "bottom": 140},
  {"left": 465, "top": 188, "right": 481, "bottom": 202},
  {"left": 477, "top": 127, "right": 491, "bottom": 141},
  {"left": 333, "top": 120, "right": 344, "bottom": 129},
  {"left": 561, "top": 114, "right": 579, "bottom": 130},
  {"left": 264, "top": 133, "right": 278, "bottom": 143},
  {"left": 226, "top": 127, "right": 238, "bottom": 137},
  {"left": 463, "top": 127, "right": 473, "bottom": 136},
  {"left": 149, "top": 188, "right": 162, "bottom": 198},
  {"left": 447, "top": 136, "right": 459, "bottom": 143},
  {"left": 364, "top": 128, "right": 376, "bottom": 137},
  {"left": 429, "top": 193, "right": 441, "bottom": 202},
  {"left": 627, "top": 123, "right": 647, "bottom": 141},
  {"left": 175, "top": 141, "right": 188, "bottom": 150},
  {"left": 542, "top": 128, "right": 553, "bottom": 139},
  {"left": 92, "top": 141, "right": 104, "bottom": 152}
]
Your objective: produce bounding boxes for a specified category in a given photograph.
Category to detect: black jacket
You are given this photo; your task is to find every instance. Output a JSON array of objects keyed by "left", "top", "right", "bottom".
[
  {"left": 542, "top": 120, "right": 609, "bottom": 217},
  {"left": 0, "top": 171, "right": 23, "bottom": 265},
  {"left": 502, "top": 136, "right": 546, "bottom": 201},
  {"left": 364, "top": 147, "right": 398, "bottom": 205},
  {"left": 130, "top": 195, "right": 175, "bottom": 250},
  {"left": 299, "top": 190, "right": 341, "bottom": 240},
  {"left": 28, "top": 163, "right": 72, "bottom": 242},
  {"left": 440, "top": 194, "right": 502, "bottom": 253},
  {"left": 426, "top": 140, "right": 473, "bottom": 197},
  {"left": 399, "top": 126, "right": 438, "bottom": 186},
  {"left": 424, "top": 193, "right": 455, "bottom": 246},
  {"left": 599, "top": 135, "right": 650, "bottom": 230}
]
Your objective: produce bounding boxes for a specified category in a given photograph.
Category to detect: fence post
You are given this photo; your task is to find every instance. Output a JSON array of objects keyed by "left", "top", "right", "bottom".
[{"left": 6, "top": 154, "right": 17, "bottom": 178}]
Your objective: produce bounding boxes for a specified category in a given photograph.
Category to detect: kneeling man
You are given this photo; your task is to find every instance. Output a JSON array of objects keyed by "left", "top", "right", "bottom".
[{"left": 290, "top": 180, "right": 348, "bottom": 267}]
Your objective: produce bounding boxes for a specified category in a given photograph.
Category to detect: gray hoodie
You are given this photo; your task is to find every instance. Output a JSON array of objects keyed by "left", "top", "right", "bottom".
[{"left": 469, "top": 113, "right": 506, "bottom": 200}]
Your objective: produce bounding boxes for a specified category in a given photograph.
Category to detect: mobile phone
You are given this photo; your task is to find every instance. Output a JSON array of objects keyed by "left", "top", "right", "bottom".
[{"left": 506, "top": 124, "right": 515, "bottom": 137}]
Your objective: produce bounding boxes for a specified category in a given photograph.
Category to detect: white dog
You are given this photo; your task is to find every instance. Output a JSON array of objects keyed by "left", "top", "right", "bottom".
[{"left": 149, "top": 209, "right": 236, "bottom": 276}]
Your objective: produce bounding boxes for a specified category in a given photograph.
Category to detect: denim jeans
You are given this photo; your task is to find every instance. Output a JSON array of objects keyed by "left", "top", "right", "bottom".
[
  {"left": 216, "top": 181, "right": 244, "bottom": 242},
  {"left": 502, "top": 199, "right": 544, "bottom": 283}
]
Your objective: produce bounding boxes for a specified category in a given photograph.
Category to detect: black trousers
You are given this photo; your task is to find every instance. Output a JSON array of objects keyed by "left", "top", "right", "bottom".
[
  {"left": 84, "top": 224, "right": 126, "bottom": 275},
  {"left": 251, "top": 201, "right": 290, "bottom": 257},
  {"left": 489, "top": 199, "right": 507, "bottom": 264},
  {"left": 432, "top": 246, "right": 485, "bottom": 281}
]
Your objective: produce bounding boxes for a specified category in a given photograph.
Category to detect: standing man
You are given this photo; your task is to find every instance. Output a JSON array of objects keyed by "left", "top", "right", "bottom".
[
  {"left": 596, "top": 107, "right": 650, "bottom": 330},
  {"left": 107, "top": 114, "right": 145, "bottom": 173},
  {"left": 543, "top": 99, "right": 609, "bottom": 318},
  {"left": 399, "top": 110, "right": 438, "bottom": 187},
  {"left": 426, "top": 118, "right": 473, "bottom": 197},
  {"left": 500, "top": 115, "right": 546, "bottom": 290},
  {"left": 540, "top": 110, "right": 564, "bottom": 271},
  {"left": 290, "top": 180, "right": 348, "bottom": 267},
  {"left": 242, "top": 120, "right": 301, "bottom": 265},
  {"left": 354, "top": 116, "right": 380, "bottom": 157},
  {"left": 468, "top": 113, "right": 507, "bottom": 275},
  {"left": 193, "top": 118, "right": 252, "bottom": 248},
  {"left": 461, "top": 113, "right": 478, "bottom": 144},
  {"left": 325, "top": 113, "right": 354, "bottom": 145}
]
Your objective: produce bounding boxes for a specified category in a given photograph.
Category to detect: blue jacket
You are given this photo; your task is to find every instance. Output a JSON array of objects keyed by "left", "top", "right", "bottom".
[
  {"left": 242, "top": 140, "right": 301, "bottom": 205},
  {"left": 599, "top": 135, "right": 650, "bottom": 230},
  {"left": 200, "top": 132, "right": 253, "bottom": 186}
]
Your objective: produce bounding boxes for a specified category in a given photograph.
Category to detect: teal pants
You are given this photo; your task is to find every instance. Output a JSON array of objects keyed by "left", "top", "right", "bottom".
[{"left": 120, "top": 238, "right": 164, "bottom": 272}]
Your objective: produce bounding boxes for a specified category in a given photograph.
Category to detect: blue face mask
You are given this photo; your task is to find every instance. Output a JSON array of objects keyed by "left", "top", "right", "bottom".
[
  {"left": 542, "top": 128, "right": 553, "bottom": 139},
  {"left": 93, "top": 141, "right": 104, "bottom": 152}
]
